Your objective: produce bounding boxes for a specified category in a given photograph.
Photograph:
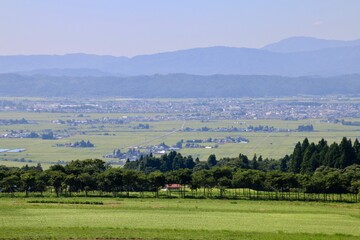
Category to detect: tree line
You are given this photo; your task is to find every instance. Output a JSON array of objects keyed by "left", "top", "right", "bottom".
[
  {"left": 0, "top": 138, "right": 359, "bottom": 201},
  {"left": 124, "top": 137, "right": 360, "bottom": 175}
]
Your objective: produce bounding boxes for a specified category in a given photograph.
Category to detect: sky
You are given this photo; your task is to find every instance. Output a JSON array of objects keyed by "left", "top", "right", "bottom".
[{"left": 1, "top": 0, "right": 359, "bottom": 56}]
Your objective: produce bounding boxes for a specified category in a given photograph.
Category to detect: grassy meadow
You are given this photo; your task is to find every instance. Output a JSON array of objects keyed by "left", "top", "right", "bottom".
[
  {"left": 1, "top": 111, "right": 360, "bottom": 167},
  {"left": 0, "top": 197, "right": 359, "bottom": 239}
]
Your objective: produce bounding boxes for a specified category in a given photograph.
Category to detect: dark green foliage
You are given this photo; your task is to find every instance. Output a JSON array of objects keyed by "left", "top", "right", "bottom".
[
  {"left": 300, "top": 143, "right": 318, "bottom": 174},
  {"left": 148, "top": 171, "right": 166, "bottom": 197},
  {"left": 0, "top": 175, "right": 20, "bottom": 193},
  {"left": 289, "top": 142, "right": 303, "bottom": 173},
  {"left": 288, "top": 137, "right": 359, "bottom": 175},
  {"left": 280, "top": 155, "right": 290, "bottom": 172},
  {"left": 65, "top": 159, "right": 108, "bottom": 175},
  {"left": 207, "top": 154, "right": 217, "bottom": 167},
  {"left": 217, "top": 154, "right": 252, "bottom": 169},
  {"left": 124, "top": 151, "right": 195, "bottom": 173},
  {"left": 121, "top": 170, "right": 147, "bottom": 196},
  {"left": 47, "top": 170, "right": 65, "bottom": 197},
  {"left": 265, "top": 171, "right": 299, "bottom": 192},
  {"left": 338, "top": 137, "right": 356, "bottom": 168},
  {"left": 20, "top": 171, "right": 37, "bottom": 197},
  {"left": 325, "top": 143, "right": 341, "bottom": 167},
  {"left": 297, "top": 124, "right": 314, "bottom": 132},
  {"left": 353, "top": 139, "right": 360, "bottom": 164},
  {"left": 251, "top": 154, "right": 259, "bottom": 170}
]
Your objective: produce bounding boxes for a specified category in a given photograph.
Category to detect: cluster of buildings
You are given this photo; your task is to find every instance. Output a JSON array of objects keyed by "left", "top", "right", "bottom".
[
  {"left": 52, "top": 117, "right": 127, "bottom": 126},
  {"left": 2, "top": 97, "right": 360, "bottom": 121},
  {"left": 183, "top": 125, "right": 290, "bottom": 133}
]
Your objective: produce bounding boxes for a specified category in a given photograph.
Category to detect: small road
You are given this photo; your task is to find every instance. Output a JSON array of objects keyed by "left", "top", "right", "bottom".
[
  {"left": 246, "top": 131, "right": 273, "bottom": 156},
  {"left": 123, "top": 120, "right": 186, "bottom": 149}
]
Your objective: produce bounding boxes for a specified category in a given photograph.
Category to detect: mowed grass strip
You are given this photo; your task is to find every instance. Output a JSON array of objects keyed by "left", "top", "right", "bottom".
[
  {"left": 0, "top": 198, "right": 359, "bottom": 239},
  {"left": 0, "top": 227, "right": 359, "bottom": 240},
  {"left": 27, "top": 199, "right": 103, "bottom": 205}
]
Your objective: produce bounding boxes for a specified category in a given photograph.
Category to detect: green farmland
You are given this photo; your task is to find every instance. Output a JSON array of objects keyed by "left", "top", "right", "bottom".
[
  {"left": 1, "top": 111, "right": 360, "bottom": 167},
  {"left": 0, "top": 197, "right": 359, "bottom": 239}
]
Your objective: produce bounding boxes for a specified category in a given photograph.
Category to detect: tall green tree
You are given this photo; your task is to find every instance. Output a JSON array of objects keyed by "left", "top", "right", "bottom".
[
  {"left": 300, "top": 143, "right": 317, "bottom": 175},
  {"left": 78, "top": 173, "right": 95, "bottom": 197},
  {"left": 63, "top": 174, "right": 79, "bottom": 196},
  {"left": 337, "top": 137, "right": 356, "bottom": 168},
  {"left": 122, "top": 170, "right": 141, "bottom": 197},
  {"left": 324, "top": 143, "right": 340, "bottom": 168},
  {"left": 207, "top": 154, "right": 217, "bottom": 167},
  {"left": 48, "top": 170, "right": 65, "bottom": 197},
  {"left": 280, "top": 155, "right": 290, "bottom": 172},
  {"left": 212, "top": 167, "right": 232, "bottom": 198},
  {"left": 148, "top": 171, "right": 165, "bottom": 197},
  {"left": 0, "top": 175, "right": 20, "bottom": 193},
  {"left": 20, "top": 171, "right": 37, "bottom": 197},
  {"left": 35, "top": 172, "right": 49, "bottom": 196},
  {"left": 353, "top": 139, "right": 360, "bottom": 165},
  {"left": 289, "top": 142, "right": 302, "bottom": 173}
]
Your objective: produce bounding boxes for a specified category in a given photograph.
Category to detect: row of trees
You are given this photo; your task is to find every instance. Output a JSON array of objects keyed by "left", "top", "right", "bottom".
[
  {"left": 1, "top": 159, "right": 359, "bottom": 201},
  {"left": 124, "top": 151, "right": 280, "bottom": 173}
]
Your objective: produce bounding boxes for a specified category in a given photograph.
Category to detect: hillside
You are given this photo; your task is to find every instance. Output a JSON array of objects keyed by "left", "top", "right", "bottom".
[
  {"left": 0, "top": 74, "right": 359, "bottom": 98},
  {"left": 262, "top": 36, "right": 360, "bottom": 53},
  {"left": 0, "top": 37, "right": 360, "bottom": 76}
]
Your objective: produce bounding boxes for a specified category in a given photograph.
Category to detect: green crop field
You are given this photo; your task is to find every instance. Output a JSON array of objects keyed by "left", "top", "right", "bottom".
[
  {"left": 1, "top": 111, "right": 360, "bottom": 168},
  {"left": 0, "top": 197, "right": 359, "bottom": 239}
]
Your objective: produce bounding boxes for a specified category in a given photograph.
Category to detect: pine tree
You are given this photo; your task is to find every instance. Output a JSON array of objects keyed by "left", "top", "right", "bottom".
[
  {"left": 318, "top": 143, "right": 329, "bottom": 166},
  {"left": 252, "top": 154, "right": 259, "bottom": 170},
  {"left": 301, "top": 143, "right": 317, "bottom": 174},
  {"left": 280, "top": 155, "right": 290, "bottom": 172},
  {"left": 325, "top": 143, "right": 340, "bottom": 168},
  {"left": 353, "top": 138, "right": 360, "bottom": 165},
  {"left": 301, "top": 138, "right": 310, "bottom": 155},
  {"left": 338, "top": 137, "right": 356, "bottom": 168},
  {"left": 289, "top": 142, "right": 302, "bottom": 173},
  {"left": 207, "top": 154, "right": 217, "bottom": 167}
]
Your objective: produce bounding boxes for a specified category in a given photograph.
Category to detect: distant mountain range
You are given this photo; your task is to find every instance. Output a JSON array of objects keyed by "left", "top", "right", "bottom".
[
  {"left": 0, "top": 37, "right": 359, "bottom": 77},
  {"left": 0, "top": 36, "right": 360, "bottom": 98},
  {"left": 0, "top": 73, "right": 359, "bottom": 98},
  {"left": 262, "top": 36, "right": 360, "bottom": 53}
]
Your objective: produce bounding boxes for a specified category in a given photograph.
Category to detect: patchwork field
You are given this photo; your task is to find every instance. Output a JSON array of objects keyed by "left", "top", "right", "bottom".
[
  {"left": 0, "top": 197, "right": 359, "bottom": 239},
  {"left": 1, "top": 111, "right": 360, "bottom": 167}
]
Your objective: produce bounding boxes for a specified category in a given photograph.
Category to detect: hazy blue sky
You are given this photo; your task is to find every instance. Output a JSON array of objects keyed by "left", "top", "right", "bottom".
[{"left": 1, "top": 0, "right": 359, "bottom": 56}]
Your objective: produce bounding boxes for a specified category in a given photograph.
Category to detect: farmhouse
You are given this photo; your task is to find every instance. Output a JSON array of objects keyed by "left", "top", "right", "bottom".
[{"left": 163, "top": 184, "right": 182, "bottom": 191}]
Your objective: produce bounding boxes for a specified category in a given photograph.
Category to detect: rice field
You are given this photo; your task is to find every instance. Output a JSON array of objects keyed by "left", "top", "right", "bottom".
[
  {"left": 1, "top": 111, "right": 360, "bottom": 167},
  {"left": 0, "top": 197, "right": 359, "bottom": 239}
]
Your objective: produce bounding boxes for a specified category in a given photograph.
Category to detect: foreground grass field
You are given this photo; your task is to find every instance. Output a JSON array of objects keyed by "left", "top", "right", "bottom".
[{"left": 0, "top": 197, "right": 359, "bottom": 239}]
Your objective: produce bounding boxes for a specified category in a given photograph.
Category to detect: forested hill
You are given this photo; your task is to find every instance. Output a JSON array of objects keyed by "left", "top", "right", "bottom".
[
  {"left": 1, "top": 43, "right": 360, "bottom": 76},
  {"left": 0, "top": 74, "right": 360, "bottom": 98}
]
